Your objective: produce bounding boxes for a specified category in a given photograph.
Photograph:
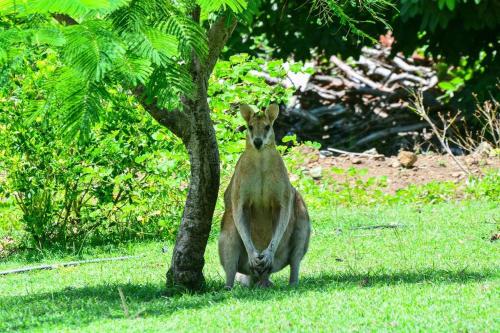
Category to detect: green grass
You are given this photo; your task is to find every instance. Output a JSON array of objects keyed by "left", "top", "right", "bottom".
[{"left": 1, "top": 201, "right": 499, "bottom": 332}]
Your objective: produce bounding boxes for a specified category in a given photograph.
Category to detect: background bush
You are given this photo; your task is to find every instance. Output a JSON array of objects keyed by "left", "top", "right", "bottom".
[{"left": 0, "top": 48, "right": 189, "bottom": 249}]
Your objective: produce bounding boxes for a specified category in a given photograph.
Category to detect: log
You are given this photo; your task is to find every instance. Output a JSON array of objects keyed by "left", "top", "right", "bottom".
[
  {"left": 330, "top": 55, "right": 389, "bottom": 91},
  {"left": 308, "top": 104, "right": 347, "bottom": 118},
  {"left": 392, "top": 56, "right": 432, "bottom": 75},
  {"left": 385, "top": 73, "right": 429, "bottom": 86},
  {"left": 327, "top": 147, "right": 384, "bottom": 158},
  {"left": 355, "top": 123, "right": 429, "bottom": 146}
]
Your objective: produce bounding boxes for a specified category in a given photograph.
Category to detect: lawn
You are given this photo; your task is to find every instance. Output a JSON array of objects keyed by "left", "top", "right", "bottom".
[{"left": 0, "top": 201, "right": 499, "bottom": 332}]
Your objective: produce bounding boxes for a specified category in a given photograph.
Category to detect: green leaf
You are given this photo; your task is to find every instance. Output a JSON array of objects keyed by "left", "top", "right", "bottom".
[
  {"left": 282, "top": 134, "right": 297, "bottom": 143},
  {"left": 32, "top": 28, "right": 66, "bottom": 47},
  {"left": 438, "top": 81, "right": 456, "bottom": 91},
  {"left": 62, "top": 21, "right": 125, "bottom": 81},
  {"left": 450, "top": 77, "right": 465, "bottom": 85},
  {"left": 289, "top": 62, "right": 303, "bottom": 74},
  {"left": 159, "top": 15, "right": 208, "bottom": 59},
  {"left": 114, "top": 54, "right": 152, "bottom": 85},
  {"left": 125, "top": 28, "right": 178, "bottom": 66},
  {"left": 197, "top": 0, "right": 247, "bottom": 13},
  {"left": 445, "top": 0, "right": 456, "bottom": 10},
  {"left": 0, "top": 0, "right": 130, "bottom": 17}
]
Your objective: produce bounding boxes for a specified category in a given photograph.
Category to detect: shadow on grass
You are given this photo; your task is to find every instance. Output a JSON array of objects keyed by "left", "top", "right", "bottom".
[{"left": 1, "top": 268, "right": 496, "bottom": 331}]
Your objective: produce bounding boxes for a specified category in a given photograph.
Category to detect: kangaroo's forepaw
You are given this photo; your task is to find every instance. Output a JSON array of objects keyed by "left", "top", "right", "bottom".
[
  {"left": 249, "top": 251, "right": 263, "bottom": 276},
  {"left": 255, "top": 249, "right": 273, "bottom": 275}
]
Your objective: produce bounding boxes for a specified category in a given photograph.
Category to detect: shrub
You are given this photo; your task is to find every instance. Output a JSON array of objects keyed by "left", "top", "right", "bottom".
[
  {"left": 1, "top": 95, "right": 190, "bottom": 249},
  {"left": 0, "top": 50, "right": 191, "bottom": 249}
]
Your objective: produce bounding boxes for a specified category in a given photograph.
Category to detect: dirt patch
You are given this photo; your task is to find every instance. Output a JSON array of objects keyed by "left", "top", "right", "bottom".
[{"left": 291, "top": 146, "right": 500, "bottom": 193}]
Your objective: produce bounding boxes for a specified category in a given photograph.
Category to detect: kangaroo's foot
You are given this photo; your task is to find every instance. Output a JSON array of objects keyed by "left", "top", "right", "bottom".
[{"left": 255, "top": 276, "right": 274, "bottom": 288}]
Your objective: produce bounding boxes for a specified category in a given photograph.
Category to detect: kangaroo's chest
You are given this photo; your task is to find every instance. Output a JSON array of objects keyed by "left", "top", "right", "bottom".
[{"left": 242, "top": 164, "right": 286, "bottom": 208}]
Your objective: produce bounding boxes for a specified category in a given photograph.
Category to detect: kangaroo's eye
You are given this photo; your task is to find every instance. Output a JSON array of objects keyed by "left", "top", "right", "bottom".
[
  {"left": 265, "top": 125, "right": 271, "bottom": 131},
  {"left": 248, "top": 125, "right": 253, "bottom": 131}
]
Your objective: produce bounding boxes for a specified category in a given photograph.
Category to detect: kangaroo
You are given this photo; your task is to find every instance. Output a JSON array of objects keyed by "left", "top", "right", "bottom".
[{"left": 218, "top": 103, "right": 311, "bottom": 289}]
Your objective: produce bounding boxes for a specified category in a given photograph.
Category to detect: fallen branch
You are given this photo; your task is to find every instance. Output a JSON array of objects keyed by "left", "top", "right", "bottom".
[
  {"left": 330, "top": 55, "right": 388, "bottom": 91},
  {"left": 355, "top": 123, "right": 429, "bottom": 146},
  {"left": 392, "top": 56, "right": 432, "bottom": 75},
  {"left": 327, "top": 147, "right": 384, "bottom": 158},
  {"left": 0, "top": 255, "right": 144, "bottom": 276},
  {"left": 350, "top": 224, "right": 404, "bottom": 230}
]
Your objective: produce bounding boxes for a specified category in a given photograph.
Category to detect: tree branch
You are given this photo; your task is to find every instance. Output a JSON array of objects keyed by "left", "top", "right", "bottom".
[
  {"left": 205, "top": 13, "right": 238, "bottom": 78},
  {"left": 134, "top": 86, "right": 191, "bottom": 140},
  {"left": 52, "top": 13, "right": 78, "bottom": 25}
]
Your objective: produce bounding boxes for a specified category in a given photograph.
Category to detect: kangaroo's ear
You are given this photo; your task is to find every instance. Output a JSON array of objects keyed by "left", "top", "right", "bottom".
[
  {"left": 240, "top": 104, "right": 254, "bottom": 123},
  {"left": 266, "top": 104, "right": 279, "bottom": 122}
]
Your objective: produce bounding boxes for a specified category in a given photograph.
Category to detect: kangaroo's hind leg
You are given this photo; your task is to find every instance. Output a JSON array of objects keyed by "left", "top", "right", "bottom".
[
  {"left": 289, "top": 192, "right": 311, "bottom": 286},
  {"left": 218, "top": 212, "right": 243, "bottom": 289}
]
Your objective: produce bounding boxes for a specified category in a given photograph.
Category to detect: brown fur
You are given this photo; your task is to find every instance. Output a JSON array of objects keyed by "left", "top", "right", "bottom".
[{"left": 218, "top": 104, "right": 311, "bottom": 288}]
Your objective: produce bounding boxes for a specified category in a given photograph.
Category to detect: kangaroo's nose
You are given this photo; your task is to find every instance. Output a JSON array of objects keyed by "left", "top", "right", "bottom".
[{"left": 253, "top": 138, "right": 263, "bottom": 149}]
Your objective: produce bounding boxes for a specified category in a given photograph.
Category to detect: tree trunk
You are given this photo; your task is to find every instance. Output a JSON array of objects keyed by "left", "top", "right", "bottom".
[
  {"left": 166, "top": 96, "right": 220, "bottom": 290},
  {"left": 137, "top": 12, "right": 236, "bottom": 291},
  {"left": 163, "top": 13, "right": 236, "bottom": 291}
]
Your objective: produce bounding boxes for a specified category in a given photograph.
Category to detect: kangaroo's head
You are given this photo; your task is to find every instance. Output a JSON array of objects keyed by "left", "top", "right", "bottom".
[{"left": 240, "top": 104, "right": 279, "bottom": 151}]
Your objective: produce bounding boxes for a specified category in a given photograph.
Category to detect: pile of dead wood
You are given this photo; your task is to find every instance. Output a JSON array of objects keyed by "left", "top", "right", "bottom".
[{"left": 273, "top": 45, "right": 454, "bottom": 155}]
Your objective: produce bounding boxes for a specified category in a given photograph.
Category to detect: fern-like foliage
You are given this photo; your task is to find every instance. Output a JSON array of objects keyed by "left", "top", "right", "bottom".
[
  {"left": 43, "top": 68, "right": 105, "bottom": 143},
  {"left": 197, "top": 0, "right": 247, "bottom": 13},
  {"left": 112, "top": 54, "right": 152, "bottom": 86},
  {"left": 1, "top": 0, "right": 247, "bottom": 142},
  {"left": 62, "top": 21, "right": 126, "bottom": 81},
  {"left": 0, "top": 0, "right": 131, "bottom": 18},
  {"left": 311, "top": 0, "right": 394, "bottom": 42},
  {"left": 158, "top": 15, "right": 208, "bottom": 59}
]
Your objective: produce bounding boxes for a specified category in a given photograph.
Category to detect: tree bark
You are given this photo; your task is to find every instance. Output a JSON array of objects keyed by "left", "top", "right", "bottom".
[{"left": 166, "top": 96, "right": 220, "bottom": 290}]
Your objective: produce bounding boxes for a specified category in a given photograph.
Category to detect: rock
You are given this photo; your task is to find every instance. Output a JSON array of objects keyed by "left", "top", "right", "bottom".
[
  {"left": 465, "top": 156, "right": 479, "bottom": 166},
  {"left": 398, "top": 151, "right": 417, "bottom": 168},
  {"left": 309, "top": 166, "right": 322, "bottom": 179},
  {"left": 363, "top": 147, "right": 385, "bottom": 160},
  {"left": 351, "top": 157, "right": 362, "bottom": 164},
  {"left": 451, "top": 172, "right": 463, "bottom": 178}
]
